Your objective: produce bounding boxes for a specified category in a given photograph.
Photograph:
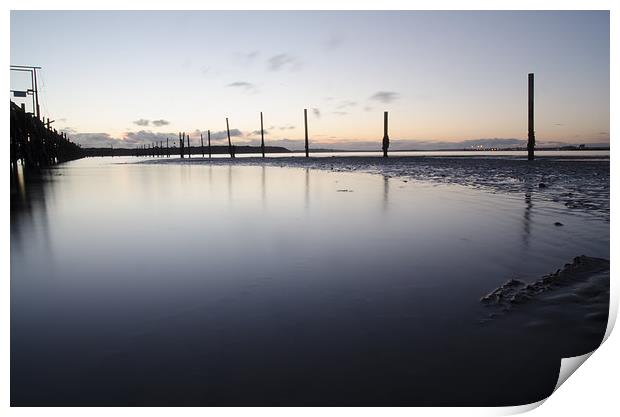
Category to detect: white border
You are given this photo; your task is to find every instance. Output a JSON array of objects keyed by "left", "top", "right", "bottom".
[{"left": 3, "top": 1, "right": 616, "bottom": 416}]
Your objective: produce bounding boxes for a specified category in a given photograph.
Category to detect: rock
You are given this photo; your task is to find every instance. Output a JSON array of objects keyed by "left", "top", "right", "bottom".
[
  {"left": 554, "top": 222, "right": 563, "bottom": 226},
  {"left": 538, "top": 182, "right": 547, "bottom": 188}
]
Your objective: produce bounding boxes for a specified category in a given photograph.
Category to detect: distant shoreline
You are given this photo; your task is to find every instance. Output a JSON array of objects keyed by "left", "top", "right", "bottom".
[{"left": 82, "top": 145, "right": 610, "bottom": 157}]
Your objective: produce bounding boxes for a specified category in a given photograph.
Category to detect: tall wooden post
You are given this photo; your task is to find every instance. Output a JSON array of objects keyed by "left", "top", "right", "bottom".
[
  {"left": 167, "top": 138, "right": 169, "bottom": 157},
  {"left": 208, "top": 130, "right": 212, "bottom": 158},
  {"left": 201, "top": 133, "right": 204, "bottom": 157},
  {"left": 382, "top": 111, "right": 390, "bottom": 158},
  {"left": 304, "top": 109, "right": 309, "bottom": 157},
  {"left": 260, "top": 112, "right": 265, "bottom": 157},
  {"left": 187, "top": 134, "right": 191, "bottom": 158},
  {"left": 180, "top": 132, "right": 184, "bottom": 158},
  {"left": 226, "top": 118, "right": 234, "bottom": 158},
  {"left": 527, "top": 73, "right": 535, "bottom": 161}
]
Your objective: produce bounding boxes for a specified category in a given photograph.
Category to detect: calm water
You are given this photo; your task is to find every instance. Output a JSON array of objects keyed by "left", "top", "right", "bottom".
[{"left": 11, "top": 157, "right": 609, "bottom": 406}]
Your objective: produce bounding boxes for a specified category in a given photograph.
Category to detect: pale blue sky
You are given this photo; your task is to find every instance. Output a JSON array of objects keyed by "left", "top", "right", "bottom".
[{"left": 10, "top": 11, "right": 609, "bottom": 149}]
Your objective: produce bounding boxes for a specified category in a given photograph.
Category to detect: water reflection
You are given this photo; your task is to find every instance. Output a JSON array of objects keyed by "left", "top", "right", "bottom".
[
  {"left": 228, "top": 165, "right": 232, "bottom": 204},
  {"left": 382, "top": 175, "right": 390, "bottom": 213},
  {"left": 261, "top": 165, "right": 266, "bottom": 208},
  {"left": 305, "top": 168, "right": 310, "bottom": 210},
  {"left": 522, "top": 187, "right": 533, "bottom": 249},
  {"left": 10, "top": 157, "right": 609, "bottom": 406},
  {"left": 10, "top": 166, "right": 53, "bottom": 254}
]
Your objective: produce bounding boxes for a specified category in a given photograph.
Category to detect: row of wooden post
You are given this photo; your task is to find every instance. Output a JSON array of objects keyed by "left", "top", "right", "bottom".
[
  {"left": 135, "top": 73, "right": 535, "bottom": 160},
  {"left": 142, "top": 110, "right": 390, "bottom": 159}
]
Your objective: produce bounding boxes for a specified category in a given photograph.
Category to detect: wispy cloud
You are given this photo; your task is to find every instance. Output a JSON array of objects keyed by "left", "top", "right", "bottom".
[
  {"left": 268, "top": 53, "right": 302, "bottom": 71},
  {"left": 152, "top": 119, "right": 170, "bottom": 127},
  {"left": 234, "top": 50, "right": 259, "bottom": 66},
  {"left": 249, "top": 129, "right": 269, "bottom": 136},
  {"left": 227, "top": 81, "right": 257, "bottom": 93},
  {"left": 337, "top": 100, "right": 357, "bottom": 109},
  {"left": 370, "top": 91, "right": 400, "bottom": 103},
  {"left": 133, "top": 118, "right": 150, "bottom": 126},
  {"left": 324, "top": 34, "right": 344, "bottom": 50},
  {"left": 278, "top": 125, "right": 296, "bottom": 130},
  {"left": 312, "top": 108, "right": 321, "bottom": 118},
  {"left": 332, "top": 111, "right": 348, "bottom": 116}
]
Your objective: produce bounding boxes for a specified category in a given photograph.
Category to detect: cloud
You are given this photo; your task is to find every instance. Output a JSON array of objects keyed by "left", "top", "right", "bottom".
[
  {"left": 234, "top": 50, "right": 259, "bottom": 66},
  {"left": 312, "top": 108, "right": 321, "bottom": 118},
  {"left": 191, "top": 128, "right": 244, "bottom": 142},
  {"left": 279, "top": 125, "right": 295, "bottom": 130},
  {"left": 69, "top": 133, "right": 119, "bottom": 148},
  {"left": 152, "top": 119, "right": 170, "bottom": 127},
  {"left": 370, "top": 91, "right": 400, "bottom": 103},
  {"left": 332, "top": 111, "right": 348, "bottom": 116},
  {"left": 123, "top": 130, "right": 176, "bottom": 146},
  {"left": 227, "top": 81, "right": 257, "bottom": 93},
  {"left": 337, "top": 100, "right": 357, "bottom": 109},
  {"left": 133, "top": 118, "right": 150, "bottom": 126},
  {"left": 268, "top": 53, "right": 301, "bottom": 71},
  {"left": 324, "top": 34, "right": 344, "bottom": 50},
  {"left": 364, "top": 106, "right": 374, "bottom": 112},
  {"left": 249, "top": 129, "right": 269, "bottom": 136}
]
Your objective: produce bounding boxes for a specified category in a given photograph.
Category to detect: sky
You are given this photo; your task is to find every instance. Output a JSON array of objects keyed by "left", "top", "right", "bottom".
[{"left": 10, "top": 10, "right": 610, "bottom": 150}]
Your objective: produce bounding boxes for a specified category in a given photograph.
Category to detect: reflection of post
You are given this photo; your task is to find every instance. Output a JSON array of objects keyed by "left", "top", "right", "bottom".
[
  {"left": 382, "top": 111, "right": 390, "bottom": 158},
  {"left": 382, "top": 175, "right": 389, "bottom": 213},
  {"left": 527, "top": 73, "right": 535, "bottom": 161},
  {"left": 522, "top": 189, "right": 533, "bottom": 249},
  {"left": 228, "top": 165, "right": 232, "bottom": 203},
  {"left": 261, "top": 165, "right": 266, "bottom": 208},
  {"left": 304, "top": 168, "right": 310, "bottom": 210},
  {"left": 304, "top": 109, "right": 309, "bottom": 157}
]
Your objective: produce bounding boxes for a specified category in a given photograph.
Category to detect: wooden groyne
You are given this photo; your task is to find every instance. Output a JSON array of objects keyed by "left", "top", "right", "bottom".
[{"left": 10, "top": 101, "right": 83, "bottom": 168}]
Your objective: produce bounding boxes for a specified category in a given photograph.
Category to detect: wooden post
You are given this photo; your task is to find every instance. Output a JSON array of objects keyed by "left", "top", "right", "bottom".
[
  {"left": 33, "top": 68, "right": 40, "bottom": 120},
  {"left": 527, "top": 73, "right": 535, "bottom": 161},
  {"left": 187, "top": 134, "right": 191, "bottom": 158},
  {"left": 260, "top": 112, "right": 265, "bottom": 158},
  {"left": 226, "top": 118, "right": 234, "bottom": 158},
  {"left": 382, "top": 111, "right": 389, "bottom": 158},
  {"left": 180, "top": 132, "right": 185, "bottom": 158},
  {"left": 208, "top": 130, "right": 212, "bottom": 158},
  {"left": 304, "top": 108, "right": 309, "bottom": 157},
  {"left": 201, "top": 133, "right": 204, "bottom": 157},
  {"left": 167, "top": 138, "right": 169, "bottom": 157}
]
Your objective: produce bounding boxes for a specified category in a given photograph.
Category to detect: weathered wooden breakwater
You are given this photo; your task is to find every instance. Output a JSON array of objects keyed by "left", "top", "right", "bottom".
[{"left": 10, "top": 101, "right": 83, "bottom": 168}]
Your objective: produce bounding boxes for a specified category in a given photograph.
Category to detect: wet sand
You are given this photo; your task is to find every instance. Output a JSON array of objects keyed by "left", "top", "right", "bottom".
[{"left": 142, "top": 155, "right": 610, "bottom": 221}]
